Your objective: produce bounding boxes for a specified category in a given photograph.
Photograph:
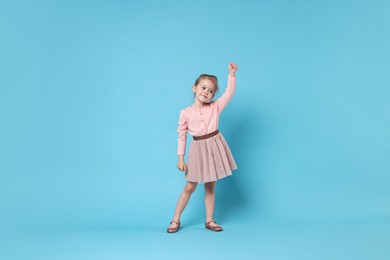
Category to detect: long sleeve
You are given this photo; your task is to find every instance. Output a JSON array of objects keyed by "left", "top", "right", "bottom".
[
  {"left": 215, "top": 74, "right": 236, "bottom": 112},
  {"left": 177, "top": 109, "right": 188, "bottom": 155}
]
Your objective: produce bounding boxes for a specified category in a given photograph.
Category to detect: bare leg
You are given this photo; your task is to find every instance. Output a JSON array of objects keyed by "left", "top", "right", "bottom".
[
  {"left": 204, "top": 181, "right": 218, "bottom": 227},
  {"left": 168, "top": 181, "right": 197, "bottom": 229}
]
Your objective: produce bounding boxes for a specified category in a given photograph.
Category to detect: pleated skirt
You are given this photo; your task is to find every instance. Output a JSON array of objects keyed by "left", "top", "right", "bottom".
[{"left": 185, "top": 132, "right": 237, "bottom": 184}]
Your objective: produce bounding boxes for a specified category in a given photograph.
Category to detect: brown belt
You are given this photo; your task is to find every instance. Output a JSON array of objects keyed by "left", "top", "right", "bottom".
[{"left": 193, "top": 130, "right": 219, "bottom": 141}]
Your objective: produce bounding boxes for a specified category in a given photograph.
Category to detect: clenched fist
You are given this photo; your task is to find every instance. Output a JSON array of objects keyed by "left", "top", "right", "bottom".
[{"left": 229, "top": 62, "right": 238, "bottom": 75}]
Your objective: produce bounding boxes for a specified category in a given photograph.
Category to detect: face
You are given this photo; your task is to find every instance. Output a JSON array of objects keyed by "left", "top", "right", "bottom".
[{"left": 192, "top": 78, "right": 216, "bottom": 103}]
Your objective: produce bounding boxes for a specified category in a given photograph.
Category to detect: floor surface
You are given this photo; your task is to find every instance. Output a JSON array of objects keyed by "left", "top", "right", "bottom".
[{"left": 2, "top": 218, "right": 389, "bottom": 260}]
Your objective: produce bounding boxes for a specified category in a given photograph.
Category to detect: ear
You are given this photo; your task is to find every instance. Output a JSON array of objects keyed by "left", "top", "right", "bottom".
[{"left": 192, "top": 85, "right": 196, "bottom": 93}]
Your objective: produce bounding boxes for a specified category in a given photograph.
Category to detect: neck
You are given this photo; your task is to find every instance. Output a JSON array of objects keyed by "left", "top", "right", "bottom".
[{"left": 192, "top": 99, "right": 205, "bottom": 109}]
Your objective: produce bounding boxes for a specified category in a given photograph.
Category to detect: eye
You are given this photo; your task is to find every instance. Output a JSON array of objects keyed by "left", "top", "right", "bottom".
[{"left": 209, "top": 90, "right": 214, "bottom": 93}]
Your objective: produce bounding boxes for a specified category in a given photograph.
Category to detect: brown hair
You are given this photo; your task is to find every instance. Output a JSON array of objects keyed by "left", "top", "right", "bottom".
[{"left": 194, "top": 74, "right": 219, "bottom": 93}]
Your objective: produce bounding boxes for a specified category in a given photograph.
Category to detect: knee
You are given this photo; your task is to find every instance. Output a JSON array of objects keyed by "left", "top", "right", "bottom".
[
  {"left": 205, "top": 187, "right": 214, "bottom": 195},
  {"left": 184, "top": 183, "right": 197, "bottom": 194},
  {"left": 204, "top": 182, "right": 216, "bottom": 193}
]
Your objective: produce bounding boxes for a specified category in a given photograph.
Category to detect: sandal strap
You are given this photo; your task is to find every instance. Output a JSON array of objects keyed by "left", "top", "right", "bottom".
[
  {"left": 206, "top": 220, "right": 217, "bottom": 225},
  {"left": 170, "top": 220, "right": 180, "bottom": 226}
]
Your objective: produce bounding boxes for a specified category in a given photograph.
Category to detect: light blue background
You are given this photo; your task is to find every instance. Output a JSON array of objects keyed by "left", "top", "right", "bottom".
[{"left": 1, "top": 0, "right": 389, "bottom": 259}]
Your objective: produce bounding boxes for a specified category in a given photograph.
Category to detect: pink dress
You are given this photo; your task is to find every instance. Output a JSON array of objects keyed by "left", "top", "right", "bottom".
[{"left": 177, "top": 74, "right": 238, "bottom": 183}]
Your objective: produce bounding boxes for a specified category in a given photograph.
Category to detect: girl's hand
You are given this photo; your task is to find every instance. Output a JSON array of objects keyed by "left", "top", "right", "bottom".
[
  {"left": 177, "top": 160, "right": 187, "bottom": 172},
  {"left": 229, "top": 62, "right": 238, "bottom": 74}
]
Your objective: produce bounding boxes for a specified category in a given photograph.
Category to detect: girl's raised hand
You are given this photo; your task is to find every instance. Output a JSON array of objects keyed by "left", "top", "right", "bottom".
[{"left": 229, "top": 62, "right": 238, "bottom": 73}]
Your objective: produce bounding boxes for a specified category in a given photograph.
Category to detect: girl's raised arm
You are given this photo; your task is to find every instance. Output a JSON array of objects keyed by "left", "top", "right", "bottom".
[{"left": 215, "top": 62, "right": 238, "bottom": 112}]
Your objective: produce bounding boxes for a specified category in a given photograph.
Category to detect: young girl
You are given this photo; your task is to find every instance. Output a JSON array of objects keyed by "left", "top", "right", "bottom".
[{"left": 167, "top": 62, "right": 239, "bottom": 233}]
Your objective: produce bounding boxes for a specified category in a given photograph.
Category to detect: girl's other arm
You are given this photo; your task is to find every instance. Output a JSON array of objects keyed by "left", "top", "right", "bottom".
[{"left": 177, "top": 110, "right": 188, "bottom": 172}]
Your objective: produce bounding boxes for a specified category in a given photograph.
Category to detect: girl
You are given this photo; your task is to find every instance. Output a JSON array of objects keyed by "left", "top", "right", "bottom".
[{"left": 167, "top": 62, "right": 239, "bottom": 233}]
